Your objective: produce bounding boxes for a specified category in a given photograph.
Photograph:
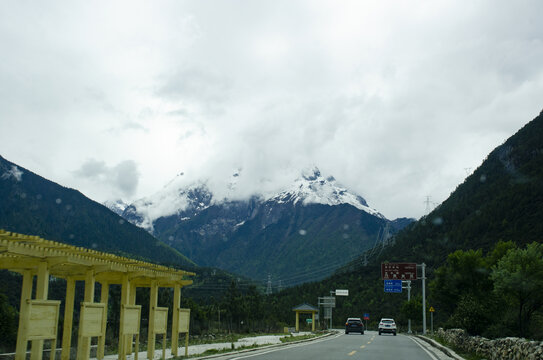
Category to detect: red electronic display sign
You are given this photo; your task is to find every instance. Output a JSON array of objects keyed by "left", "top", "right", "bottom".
[{"left": 381, "top": 263, "right": 417, "bottom": 280}]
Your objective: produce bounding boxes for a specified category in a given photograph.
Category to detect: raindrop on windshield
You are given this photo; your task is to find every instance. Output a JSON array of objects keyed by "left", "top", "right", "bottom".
[{"left": 299, "top": 229, "right": 307, "bottom": 236}]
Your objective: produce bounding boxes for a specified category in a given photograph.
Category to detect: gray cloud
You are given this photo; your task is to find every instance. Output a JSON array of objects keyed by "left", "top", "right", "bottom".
[
  {"left": 75, "top": 159, "right": 139, "bottom": 198},
  {"left": 156, "top": 68, "right": 232, "bottom": 116},
  {"left": 1, "top": 0, "right": 542, "bottom": 218}
]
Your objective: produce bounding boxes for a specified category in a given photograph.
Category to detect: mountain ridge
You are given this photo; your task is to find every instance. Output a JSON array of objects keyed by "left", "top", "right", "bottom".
[
  {"left": 0, "top": 155, "right": 195, "bottom": 268},
  {"left": 114, "top": 166, "right": 413, "bottom": 283}
]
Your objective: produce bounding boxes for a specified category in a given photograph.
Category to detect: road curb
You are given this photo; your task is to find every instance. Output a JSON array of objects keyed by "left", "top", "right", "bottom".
[
  {"left": 190, "top": 331, "right": 337, "bottom": 359},
  {"left": 413, "top": 335, "right": 463, "bottom": 360}
]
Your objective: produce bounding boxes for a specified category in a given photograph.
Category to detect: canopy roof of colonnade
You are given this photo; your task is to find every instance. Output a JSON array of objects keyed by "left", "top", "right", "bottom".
[{"left": 0, "top": 229, "right": 195, "bottom": 286}]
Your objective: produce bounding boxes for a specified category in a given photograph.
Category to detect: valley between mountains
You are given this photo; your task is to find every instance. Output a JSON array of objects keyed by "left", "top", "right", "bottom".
[{"left": 108, "top": 167, "right": 413, "bottom": 285}]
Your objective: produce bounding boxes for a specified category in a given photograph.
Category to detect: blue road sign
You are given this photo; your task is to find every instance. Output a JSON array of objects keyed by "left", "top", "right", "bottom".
[{"left": 384, "top": 280, "right": 403, "bottom": 293}]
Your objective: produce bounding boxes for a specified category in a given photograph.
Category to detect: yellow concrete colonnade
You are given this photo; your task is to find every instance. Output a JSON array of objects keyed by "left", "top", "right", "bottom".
[{"left": 0, "top": 229, "right": 194, "bottom": 360}]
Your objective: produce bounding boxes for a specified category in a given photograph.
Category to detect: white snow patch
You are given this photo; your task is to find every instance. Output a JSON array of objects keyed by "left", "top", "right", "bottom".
[
  {"left": 235, "top": 220, "right": 246, "bottom": 228},
  {"left": 1, "top": 165, "right": 23, "bottom": 181}
]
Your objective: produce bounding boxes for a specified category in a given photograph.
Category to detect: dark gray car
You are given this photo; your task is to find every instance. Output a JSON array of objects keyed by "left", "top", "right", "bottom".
[{"left": 345, "top": 317, "right": 365, "bottom": 334}]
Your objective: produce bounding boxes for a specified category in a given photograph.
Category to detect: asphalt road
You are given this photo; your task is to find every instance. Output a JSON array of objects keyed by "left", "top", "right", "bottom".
[{"left": 206, "top": 331, "right": 446, "bottom": 360}]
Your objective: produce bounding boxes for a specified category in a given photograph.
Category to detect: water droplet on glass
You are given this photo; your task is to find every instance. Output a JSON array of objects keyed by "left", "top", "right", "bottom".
[
  {"left": 92, "top": 243, "right": 97, "bottom": 248},
  {"left": 299, "top": 229, "right": 307, "bottom": 236},
  {"left": 55, "top": 198, "right": 62, "bottom": 204},
  {"left": 20, "top": 193, "right": 27, "bottom": 199},
  {"left": 69, "top": 234, "right": 75, "bottom": 239},
  {"left": 343, "top": 234, "right": 350, "bottom": 239},
  {"left": 168, "top": 236, "right": 174, "bottom": 241},
  {"left": 118, "top": 219, "right": 125, "bottom": 225},
  {"left": 343, "top": 224, "right": 349, "bottom": 230},
  {"left": 65, "top": 204, "right": 72, "bottom": 211},
  {"left": 480, "top": 174, "right": 487, "bottom": 183},
  {"left": 36, "top": 194, "right": 42, "bottom": 200},
  {"left": 432, "top": 217, "right": 444, "bottom": 226}
]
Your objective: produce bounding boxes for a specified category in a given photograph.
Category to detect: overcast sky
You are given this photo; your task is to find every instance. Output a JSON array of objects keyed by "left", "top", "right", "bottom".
[{"left": 1, "top": 0, "right": 542, "bottom": 219}]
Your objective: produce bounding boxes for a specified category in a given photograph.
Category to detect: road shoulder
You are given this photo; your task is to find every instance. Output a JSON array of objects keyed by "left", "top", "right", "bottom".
[
  {"left": 410, "top": 335, "right": 464, "bottom": 360},
  {"left": 191, "top": 331, "right": 337, "bottom": 359}
]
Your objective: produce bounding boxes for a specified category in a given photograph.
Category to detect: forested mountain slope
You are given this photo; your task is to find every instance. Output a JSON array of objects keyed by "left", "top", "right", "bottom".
[{"left": 0, "top": 155, "right": 194, "bottom": 268}]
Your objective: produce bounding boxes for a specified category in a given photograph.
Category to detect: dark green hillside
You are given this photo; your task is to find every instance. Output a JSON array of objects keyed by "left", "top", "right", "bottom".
[
  {"left": 0, "top": 155, "right": 194, "bottom": 268},
  {"left": 267, "top": 110, "right": 543, "bottom": 338},
  {"left": 214, "top": 203, "right": 387, "bottom": 284},
  {"left": 382, "top": 109, "right": 543, "bottom": 266}
]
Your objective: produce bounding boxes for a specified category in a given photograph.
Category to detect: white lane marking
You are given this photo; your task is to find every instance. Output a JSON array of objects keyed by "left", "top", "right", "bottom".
[
  {"left": 229, "top": 333, "right": 343, "bottom": 359},
  {"left": 408, "top": 336, "right": 440, "bottom": 360}
]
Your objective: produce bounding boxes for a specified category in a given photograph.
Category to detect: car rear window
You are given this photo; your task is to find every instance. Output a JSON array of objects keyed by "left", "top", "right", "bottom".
[
  {"left": 348, "top": 319, "right": 361, "bottom": 324},
  {"left": 382, "top": 320, "right": 394, "bottom": 323}
]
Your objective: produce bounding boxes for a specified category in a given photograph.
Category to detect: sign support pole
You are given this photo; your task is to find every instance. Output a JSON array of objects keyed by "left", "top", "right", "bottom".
[
  {"left": 405, "top": 280, "right": 412, "bottom": 334},
  {"left": 329, "top": 291, "right": 334, "bottom": 330},
  {"left": 421, "top": 263, "right": 427, "bottom": 335}
]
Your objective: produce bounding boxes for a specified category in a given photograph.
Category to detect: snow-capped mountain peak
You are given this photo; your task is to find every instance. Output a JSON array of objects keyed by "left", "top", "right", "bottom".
[
  {"left": 121, "top": 166, "right": 384, "bottom": 232},
  {"left": 268, "top": 167, "right": 383, "bottom": 217}
]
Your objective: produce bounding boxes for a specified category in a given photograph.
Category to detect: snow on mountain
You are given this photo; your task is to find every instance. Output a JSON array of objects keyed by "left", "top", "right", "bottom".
[
  {"left": 1, "top": 164, "right": 23, "bottom": 182},
  {"left": 124, "top": 167, "right": 384, "bottom": 231},
  {"left": 103, "top": 199, "right": 129, "bottom": 216},
  {"left": 267, "top": 167, "right": 384, "bottom": 218}
]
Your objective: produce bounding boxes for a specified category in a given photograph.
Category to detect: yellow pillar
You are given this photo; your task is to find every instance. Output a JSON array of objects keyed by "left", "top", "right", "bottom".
[
  {"left": 171, "top": 284, "right": 181, "bottom": 356},
  {"left": 97, "top": 282, "right": 109, "bottom": 360},
  {"left": 147, "top": 281, "right": 158, "bottom": 359},
  {"left": 31, "top": 261, "right": 50, "bottom": 360},
  {"left": 295, "top": 311, "right": 300, "bottom": 332},
  {"left": 15, "top": 270, "right": 33, "bottom": 360},
  {"left": 118, "top": 274, "right": 130, "bottom": 360},
  {"left": 185, "top": 332, "right": 189, "bottom": 358},
  {"left": 61, "top": 277, "right": 76, "bottom": 360},
  {"left": 311, "top": 312, "right": 315, "bottom": 331},
  {"left": 126, "top": 283, "right": 137, "bottom": 354},
  {"left": 77, "top": 269, "right": 95, "bottom": 360}
]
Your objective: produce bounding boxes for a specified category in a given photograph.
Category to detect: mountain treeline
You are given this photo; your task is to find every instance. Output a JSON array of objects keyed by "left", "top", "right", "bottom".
[{"left": 0, "top": 155, "right": 195, "bottom": 269}]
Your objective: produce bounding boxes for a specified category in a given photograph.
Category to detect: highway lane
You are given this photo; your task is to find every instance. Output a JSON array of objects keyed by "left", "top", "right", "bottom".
[{"left": 207, "top": 331, "right": 446, "bottom": 360}]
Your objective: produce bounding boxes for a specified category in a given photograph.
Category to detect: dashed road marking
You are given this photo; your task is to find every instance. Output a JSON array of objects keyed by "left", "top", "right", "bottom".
[
  {"left": 360, "top": 345, "right": 366, "bottom": 349},
  {"left": 348, "top": 351, "right": 356, "bottom": 356}
]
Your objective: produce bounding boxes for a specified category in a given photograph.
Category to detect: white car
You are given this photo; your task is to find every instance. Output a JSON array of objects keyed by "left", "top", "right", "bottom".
[{"left": 378, "top": 318, "right": 397, "bottom": 335}]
